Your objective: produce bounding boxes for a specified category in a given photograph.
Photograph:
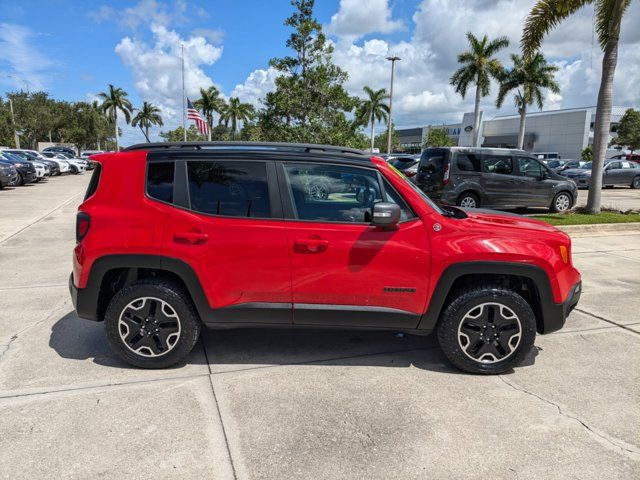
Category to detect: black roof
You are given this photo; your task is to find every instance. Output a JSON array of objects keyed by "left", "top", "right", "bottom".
[{"left": 124, "top": 141, "right": 367, "bottom": 156}]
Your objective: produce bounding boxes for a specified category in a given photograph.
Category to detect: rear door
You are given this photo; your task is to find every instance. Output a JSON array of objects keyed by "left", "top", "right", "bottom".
[
  {"left": 157, "top": 157, "right": 292, "bottom": 324},
  {"left": 279, "top": 161, "right": 430, "bottom": 329},
  {"left": 481, "top": 154, "right": 518, "bottom": 206}
]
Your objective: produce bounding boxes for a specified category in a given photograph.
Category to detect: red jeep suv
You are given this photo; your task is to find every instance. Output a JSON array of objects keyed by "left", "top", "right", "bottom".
[{"left": 69, "top": 142, "right": 581, "bottom": 374}]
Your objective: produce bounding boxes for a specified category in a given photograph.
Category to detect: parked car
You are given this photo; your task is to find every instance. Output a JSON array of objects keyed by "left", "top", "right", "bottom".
[
  {"left": 40, "top": 151, "right": 71, "bottom": 174},
  {"left": 43, "top": 146, "right": 76, "bottom": 157},
  {"left": 550, "top": 159, "right": 585, "bottom": 173},
  {"left": 81, "top": 150, "right": 104, "bottom": 158},
  {"left": 52, "top": 152, "right": 88, "bottom": 173},
  {"left": 561, "top": 160, "right": 640, "bottom": 189},
  {"left": 388, "top": 155, "right": 420, "bottom": 178},
  {"left": 69, "top": 141, "right": 581, "bottom": 374},
  {"left": 610, "top": 153, "right": 640, "bottom": 165},
  {"left": 6, "top": 150, "right": 60, "bottom": 176},
  {"left": 0, "top": 158, "right": 19, "bottom": 188},
  {"left": 32, "top": 161, "right": 49, "bottom": 181},
  {"left": 413, "top": 147, "right": 578, "bottom": 212},
  {"left": 533, "top": 152, "right": 561, "bottom": 161},
  {"left": 0, "top": 151, "right": 37, "bottom": 185}
]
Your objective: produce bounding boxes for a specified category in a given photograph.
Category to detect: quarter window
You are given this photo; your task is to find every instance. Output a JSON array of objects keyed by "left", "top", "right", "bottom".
[
  {"left": 283, "top": 164, "right": 382, "bottom": 223},
  {"left": 147, "top": 162, "right": 174, "bottom": 203},
  {"left": 483, "top": 155, "right": 513, "bottom": 175},
  {"left": 187, "top": 161, "right": 271, "bottom": 218}
]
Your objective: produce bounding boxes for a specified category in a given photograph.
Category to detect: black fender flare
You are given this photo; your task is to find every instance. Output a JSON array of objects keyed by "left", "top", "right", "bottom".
[
  {"left": 417, "top": 261, "right": 562, "bottom": 334},
  {"left": 75, "top": 254, "right": 210, "bottom": 321}
]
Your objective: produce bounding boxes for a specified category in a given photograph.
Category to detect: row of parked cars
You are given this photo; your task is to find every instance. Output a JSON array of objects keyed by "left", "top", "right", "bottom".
[
  {"left": 383, "top": 148, "right": 640, "bottom": 212},
  {"left": 0, "top": 146, "right": 103, "bottom": 189}
]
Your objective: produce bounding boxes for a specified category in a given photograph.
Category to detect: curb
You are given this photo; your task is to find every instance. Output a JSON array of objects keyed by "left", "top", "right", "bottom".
[{"left": 557, "top": 222, "right": 640, "bottom": 236}]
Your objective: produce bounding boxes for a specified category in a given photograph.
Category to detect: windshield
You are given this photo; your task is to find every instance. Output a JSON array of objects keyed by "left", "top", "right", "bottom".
[
  {"left": 390, "top": 158, "right": 417, "bottom": 169},
  {"left": 580, "top": 162, "right": 592, "bottom": 170},
  {"left": 547, "top": 160, "right": 563, "bottom": 168}
]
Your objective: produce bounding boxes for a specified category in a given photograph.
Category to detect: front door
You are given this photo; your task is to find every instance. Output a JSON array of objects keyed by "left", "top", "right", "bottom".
[
  {"left": 159, "top": 158, "right": 292, "bottom": 324},
  {"left": 278, "top": 162, "right": 430, "bottom": 329},
  {"left": 516, "top": 157, "right": 551, "bottom": 207}
]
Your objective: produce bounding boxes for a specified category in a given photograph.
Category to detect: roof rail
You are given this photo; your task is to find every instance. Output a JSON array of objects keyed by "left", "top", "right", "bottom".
[{"left": 123, "top": 141, "right": 367, "bottom": 156}]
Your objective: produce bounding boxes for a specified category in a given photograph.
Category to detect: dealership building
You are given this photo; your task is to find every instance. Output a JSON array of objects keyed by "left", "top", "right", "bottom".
[{"left": 398, "top": 106, "right": 632, "bottom": 159}]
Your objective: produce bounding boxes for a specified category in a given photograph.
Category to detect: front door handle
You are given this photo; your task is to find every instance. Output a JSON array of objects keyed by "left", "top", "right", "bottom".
[
  {"left": 174, "top": 231, "right": 209, "bottom": 245},
  {"left": 294, "top": 238, "right": 329, "bottom": 253}
]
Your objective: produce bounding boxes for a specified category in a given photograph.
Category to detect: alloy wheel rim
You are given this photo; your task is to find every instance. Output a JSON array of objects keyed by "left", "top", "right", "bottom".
[
  {"left": 460, "top": 196, "right": 477, "bottom": 208},
  {"left": 118, "top": 297, "right": 181, "bottom": 357},
  {"left": 555, "top": 194, "right": 571, "bottom": 211},
  {"left": 457, "top": 302, "right": 522, "bottom": 364},
  {"left": 634, "top": 178, "right": 640, "bottom": 188},
  {"left": 308, "top": 184, "right": 327, "bottom": 200}
]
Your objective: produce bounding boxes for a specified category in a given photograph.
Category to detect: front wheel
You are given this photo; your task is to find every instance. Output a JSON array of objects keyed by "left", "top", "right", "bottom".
[
  {"left": 632, "top": 176, "right": 640, "bottom": 189},
  {"left": 437, "top": 286, "right": 537, "bottom": 374},
  {"left": 550, "top": 191, "right": 573, "bottom": 213},
  {"left": 104, "top": 278, "right": 201, "bottom": 368}
]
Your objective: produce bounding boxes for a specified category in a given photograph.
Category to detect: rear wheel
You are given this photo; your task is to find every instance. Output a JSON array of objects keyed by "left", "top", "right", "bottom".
[
  {"left": 104, "top": 278, "right": 201, "bottom": 369},
  {"left": 632, "top": 176, "right": 640, "bottom": 189},
  {"left": 457, "top": 192, "right": 480, "bottom": 208},
  {"left": 437, "top": 285, "right": 536, "bottom": 374},
  {"left": 550, "top": 191, "right": 573, "bottom": 213}
]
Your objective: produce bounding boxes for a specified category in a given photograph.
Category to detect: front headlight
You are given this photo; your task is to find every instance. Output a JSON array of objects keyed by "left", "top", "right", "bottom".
[{"left": 583, "top": 170, "right": 591, "bottom": 176}]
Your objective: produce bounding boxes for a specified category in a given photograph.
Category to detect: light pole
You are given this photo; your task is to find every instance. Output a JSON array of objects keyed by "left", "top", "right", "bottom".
[
  {"left": 385, "top": 55, "right": 400, "bottom": 155},
  {"left": 8, "top": 97, "right": 20, "bottom": 149}
]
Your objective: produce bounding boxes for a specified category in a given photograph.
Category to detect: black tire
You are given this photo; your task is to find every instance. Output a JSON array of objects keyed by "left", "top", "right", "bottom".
[
  {"left": 631, "top": 176, "right": 640, "bottom": 189},
  {"left": 16, "top": 172, "right": 24, "bottom": 186},
  {"left": 550, "top": 191, "right": 573, "bottom": 213},
  {"left": 104, "top": 278, "right": 201, "bottom": 369},
  {"left": 456, "top": 191, "right": 480, "bottom": 209},
  {"left": 436, "top": 285, "right": 537, "bottom": 374}
]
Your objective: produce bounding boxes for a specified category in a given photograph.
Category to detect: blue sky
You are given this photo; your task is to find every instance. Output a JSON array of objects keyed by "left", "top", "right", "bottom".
[{"left": 1, "top": 0, "right": 639, "bottom": 145}]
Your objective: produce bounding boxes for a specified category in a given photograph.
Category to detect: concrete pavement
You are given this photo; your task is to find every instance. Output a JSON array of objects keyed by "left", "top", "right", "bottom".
[{"left": 0, "top": 175, "right": 638, "bottom": 479}]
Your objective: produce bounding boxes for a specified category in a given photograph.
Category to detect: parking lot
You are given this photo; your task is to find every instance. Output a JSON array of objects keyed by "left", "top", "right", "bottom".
[{"left": 0, "top": 174, "right": 638, "bottom": 479}]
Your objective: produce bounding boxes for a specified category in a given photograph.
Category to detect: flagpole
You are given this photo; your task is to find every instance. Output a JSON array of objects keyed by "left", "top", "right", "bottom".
[{"left": 181, "top": 42, "right": 186, "bottom": 142}]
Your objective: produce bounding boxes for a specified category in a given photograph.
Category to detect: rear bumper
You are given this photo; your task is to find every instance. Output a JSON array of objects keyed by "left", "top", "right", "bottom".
[
  {"left": 69, "top": 273, "right": 99, "bottom": 322},
  {"left": 540, "top": 281, "right": 581, "bottom": 334}
]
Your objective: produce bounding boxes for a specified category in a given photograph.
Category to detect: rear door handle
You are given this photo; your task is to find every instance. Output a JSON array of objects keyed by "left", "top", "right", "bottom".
[
  {"left": 174, "top": 232, "right": 209, "bottom": 245},
  {"left": 294, "top": 238, "right": 329, "bottom": 253}
]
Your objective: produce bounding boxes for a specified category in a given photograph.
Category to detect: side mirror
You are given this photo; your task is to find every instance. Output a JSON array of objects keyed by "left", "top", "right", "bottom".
[{"left": 371, "top": 202, "right": 401, "bottom": 230}]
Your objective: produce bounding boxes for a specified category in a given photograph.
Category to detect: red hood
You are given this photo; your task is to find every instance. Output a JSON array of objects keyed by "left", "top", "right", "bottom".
[{"left": 461, "top": 208, "right": 560, "bottom": 234}]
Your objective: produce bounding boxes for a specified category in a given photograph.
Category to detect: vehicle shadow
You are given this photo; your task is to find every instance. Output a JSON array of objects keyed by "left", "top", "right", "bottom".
[{"left": 50, "top": 311, "right": 538, "bottom": 374}]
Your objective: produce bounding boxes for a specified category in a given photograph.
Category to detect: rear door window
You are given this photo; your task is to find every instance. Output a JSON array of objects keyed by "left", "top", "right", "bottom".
[
  {"left": 187, "top": 160, "right": 271, "bottom": 218},
  {"left": 456, "top": 153, "right": 481, "bottom": 172},
  {"left": 483, "top": 155, "right": 513, "bottom": 175}
]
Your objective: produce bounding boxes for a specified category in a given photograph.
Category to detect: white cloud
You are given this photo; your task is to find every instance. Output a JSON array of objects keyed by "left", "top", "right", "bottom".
[
  {"left": 89, "top": 0, "right": 189, "bottom": 30},
  {"left": 327, "top": 0, "right": 403, "bottom": 40},
  {"left": 115, "top": 23, "right": 223, "bottom": 140},
  {"left": 0, "top": 23, "right": 53, "bottom": 91},
  {"left": 230, "top": 67, "right": 279, "bottom": 107},
  {"left": 191, "top": 28, "right": 224, "bottom": 45}
]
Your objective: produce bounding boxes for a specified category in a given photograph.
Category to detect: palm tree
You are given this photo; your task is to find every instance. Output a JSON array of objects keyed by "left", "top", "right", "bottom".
[
  {"left": 219, "top": 97, "right": 255, "bottom": 138},
  {"left": 356, "top": 86, "right": 390, "bottom": 152},
  {"left": 194, "top": 86, "right": 225, "bottom": 141},
  {"left": 450, "top": 33, "right": 510, "bottom": 147},
  {"left": 496, "top": 53, "right": 560, "bottom": 150},
  {"left": 131, "top": 101, "right": 164, "bottom": 143},
  {"left": 522, "top": 0, "right": 632, "bottom": 214},
  {"left": 97, "top": 84, "right": 133, "bottom": 150}
]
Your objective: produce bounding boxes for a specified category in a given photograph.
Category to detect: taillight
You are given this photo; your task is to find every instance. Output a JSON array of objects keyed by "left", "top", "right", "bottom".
[
  {"left": 405, "top": 170, "right": 417, "bottom": 177},
  {"left": 76, "top": 212, "right": 91, "bottom": 243},
  {"left": 443, "top": 161, "right": 450, "bottom": 185}
]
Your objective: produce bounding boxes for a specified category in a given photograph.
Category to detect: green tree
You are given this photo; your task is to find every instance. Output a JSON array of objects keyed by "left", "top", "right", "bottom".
[
  {"left": 194, "top": 86, "right": 225, "bottom": 141},
  {"left": 131, "top": 101, "right": 164, "bottom": 142},
  {"left": 581, "top": 146, "right": 593, "bottom": 162},
  {"left": 450, "top": 33, "right": 509, "bottom": 147},
  {"left": 496, "top": 52, "right": 560, "bottom": 149},
  {"left": 159, "top": 125, "right": 206, "bottom": 142},
  {"left": 259, "top": 0, "right": 359, "bottom": 145},
  {"left": 219, "top": 97, "right": 255, "bottom": 138},
  {"left": 374, "top": 125, "right": 399, "bottom": 152},
  {"left": 355, "top": 86, "right": 390, "bottom": 152},
  {"left": 522, "top": 0, "right": 632, "bottom": 214},
  {"left": 97, "top": 84, "right": 133, "bottom": 150},
  {"left": 610, "top": 108, "right": 640, "bottom": 153},
  {"left": 424, "top": 127, "right": 455, "bottom": 147}
]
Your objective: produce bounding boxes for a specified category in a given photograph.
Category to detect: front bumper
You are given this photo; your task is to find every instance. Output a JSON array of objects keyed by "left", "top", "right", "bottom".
[{"left": 540, "top": 281, "right": 581, "bottom": 334}]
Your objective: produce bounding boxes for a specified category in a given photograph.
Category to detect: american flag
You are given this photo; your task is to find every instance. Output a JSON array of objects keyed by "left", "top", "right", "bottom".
[{"left": 186, "top": 99, "right": 209, "bottom": 135}]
